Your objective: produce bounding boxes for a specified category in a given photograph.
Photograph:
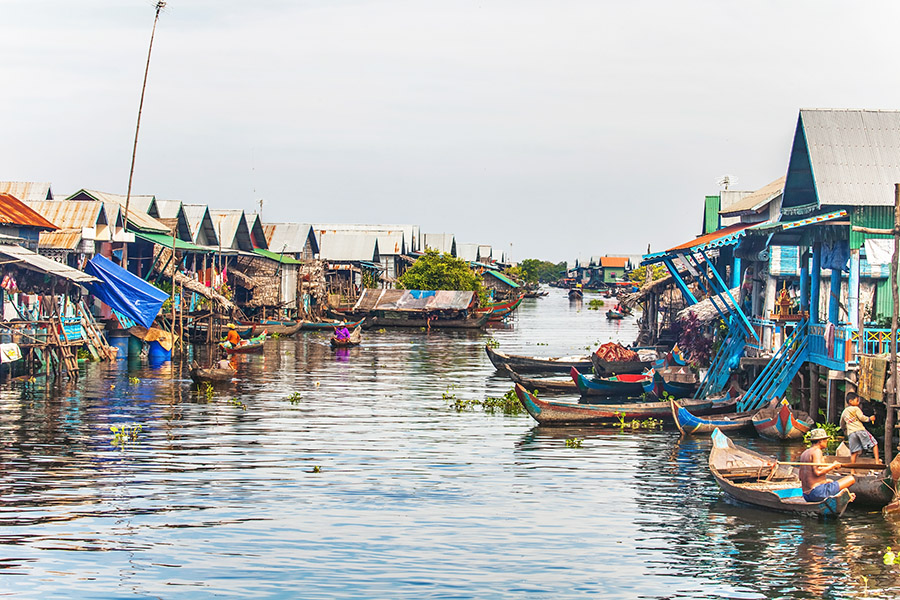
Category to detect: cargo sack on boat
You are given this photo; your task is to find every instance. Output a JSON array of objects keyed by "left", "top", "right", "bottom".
[{"left": 594, "top": 342, "right": 638, "bottom": 363}]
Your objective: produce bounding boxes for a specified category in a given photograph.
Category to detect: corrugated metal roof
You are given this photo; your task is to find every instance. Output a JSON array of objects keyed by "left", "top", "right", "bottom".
[
  {"left": 253, "top": 248, "right": 304, "bottom": 264},
  {"left": 668, "top": 222, "right": 754, "bottom": 253},
  {"left": 263, "top": 222, "right": 318, "bottom": 254},
  {"left": 182, "top": 204, "right": 219, "bottom": 246},
  {"left": 134, "top": 232, "right": 211, "bottom": 253},
  {"left": 599, "top": 256, "right": 629, "bottom": 268},
  {"left": 209, "top": 209, "right": 253, "bottom": 251},
  {"left": 153, "top": 199, "right": 183, "bottom": 220},
  {"left": 313, "top": 224, "right": 407, "bottom": 256},
  {"left": 353, "top": 288, "right": 475, "bottom": 312},
  {"left": 483, "top": 269, "right": 520, "bottom": 288},
  {"left": 68, "top": 189, "right": 168, "bottom": 233},
  {"left": 456, "top": 243, "right": 479, "bottom": 262},
  {"left": 318, "top": 232, "right": 380, "bottom": 262},
  {"left": 0, "top": 182, "right": 53, "bottom": 202},
  {"left": 39, "top": 230, "right": 81, "bottom": 250},
  {"left": 0, "top": 193, "right": 57, "bottom": 229},
  {"left": 0, "top": 244, "right": 97, "bottom": 283},
  {"left": 27, "top": 200, "right": 106, "bottom": 230},
  {"left": 477, "top": 245, "right": 492, "bottom": 261},
  {"left": 423, "top": 233, "right": 455, "bottom": 255},
  {"left": 719, "top": 177, "right": 785, "bottom": 217},
  {"left": 783, "top": 109, "right": 900, "bottom": 213},
  {"left": 244, "top": 212, "right": 269, "bottom": 250}
]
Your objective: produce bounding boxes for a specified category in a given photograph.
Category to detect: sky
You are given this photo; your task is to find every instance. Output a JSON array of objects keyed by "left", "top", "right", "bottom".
[{"left": 3, "top": 1, "right": 900, "bottom": 263}]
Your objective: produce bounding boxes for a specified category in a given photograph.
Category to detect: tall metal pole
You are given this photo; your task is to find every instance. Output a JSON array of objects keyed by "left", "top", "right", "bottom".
[
  {"left": 887, "top": 183, "right": 900, "bottom": 464},
  {"left": 123, "top": 1, "right": 166, "bottom": 267}
]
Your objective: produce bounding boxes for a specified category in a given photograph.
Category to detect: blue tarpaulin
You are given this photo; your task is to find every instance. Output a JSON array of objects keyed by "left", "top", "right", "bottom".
[{"left": 84, "top": 254, "right": 168, "bottom": 329}]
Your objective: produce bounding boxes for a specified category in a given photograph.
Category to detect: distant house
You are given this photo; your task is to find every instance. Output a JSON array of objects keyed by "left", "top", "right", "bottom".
[
  {"left": 313, "top": 225, "right": 407, "bottom": 283},
  {"left": 481, "top": 269, "right": 520, "bottom": 298},
  {"left": 208, "top": 209, "right": 255, "bottom": 252},
  {"left": 0, "top": 181, "right": 54, "bottom": 202},
  {"left": 26, "top": 200, "right": 114, "bottom": 265},
  {"left": 151, "top": 199, "right": 193, "bottom": 242},
  {"left": 182, "top": 204, "right": 220, "bottom": 247},
  {"left": 423, "top": 233, "right": 456, "bottom": 256},
  {"left": 0, "top": 193, "right": 57, "bottom": 252},
  {"left": 262, "top": 223, "right": 319, "bottom": 261},
  {"left": 317, "top": 232, "right": 381, "bottom": 297},
  {"left": 599, "top": 256, "right": 629, "bottom": 284}
]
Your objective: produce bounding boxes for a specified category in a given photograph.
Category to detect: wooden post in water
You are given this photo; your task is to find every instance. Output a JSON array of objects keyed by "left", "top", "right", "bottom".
[{"left": 887, "top": 183, "right": 900, "bottom": 465}]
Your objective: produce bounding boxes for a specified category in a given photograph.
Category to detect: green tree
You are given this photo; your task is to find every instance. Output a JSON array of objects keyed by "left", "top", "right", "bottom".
[
  {"left": 398, "top": 249, "right": 488, "bottom": 304},
  {"left": 519, "top": 259, "right": 567, "bottom": 283},
  {"left": 627, "top": 264, "right": 667, "bottom": 283}
]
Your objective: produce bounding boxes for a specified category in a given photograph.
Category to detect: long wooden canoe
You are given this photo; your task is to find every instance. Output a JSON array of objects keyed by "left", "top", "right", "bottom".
[
  {"left": 570, "top": 367, "right": 652, "bottom": 397},
  {"left": 751, "top": 399, "right": 814, "bottom": 441},
  {"left": 670, "top": 399, "right": 755, "bottom": 435},
  {"left": 709, "top": 428, "right": 851, "bottom": 518},
  {"left": 497, "top": 364, "right": 577, "bottom": 393},
  {"left": 486, "top": 345, "right": 593, "bottom": 374},
  {"left": 513, "top": 384, "right": 712, "bottom": 424},
  {"left": 833, "top": 443, "right": 893, "bottom": 508},
  {"left": 475, "top": 295, "right": 524, "bottom": 321},
  {"left": 189, "top": 360, "right": 235, "bottom": 385},
  {"left": 330, "top": 326, "right": 362, "bottom": 348},
  {"left": 367, "top": 312, "right": 490, "bottom": 329}
]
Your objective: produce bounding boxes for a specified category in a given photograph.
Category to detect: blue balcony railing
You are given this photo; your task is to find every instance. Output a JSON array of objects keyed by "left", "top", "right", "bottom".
[{"left": 808, "top": 323, "right": 855, "bottom": 369}]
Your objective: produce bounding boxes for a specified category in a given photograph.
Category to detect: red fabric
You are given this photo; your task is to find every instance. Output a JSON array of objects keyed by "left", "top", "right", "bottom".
[{"left": 594, "top": 342, "right": 638, "bottom": 363}]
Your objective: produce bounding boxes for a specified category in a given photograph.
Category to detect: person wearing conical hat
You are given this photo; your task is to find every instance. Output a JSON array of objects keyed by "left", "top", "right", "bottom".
[{"left": 225, "top": 323, "right": 241, "bottom": 347}]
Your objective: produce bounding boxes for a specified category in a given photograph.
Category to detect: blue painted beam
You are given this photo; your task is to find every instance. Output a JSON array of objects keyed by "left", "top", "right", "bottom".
[
  {"left": 799, "top": 249, "right": 809, "bottom": 316},
  {"left": 810, "top": 242, "right": 821, "bottom": 324},
  {"left": 829, "top": 267, "right": 841, "bottom": 324},
  {"left": 662, "top": 258, "right": 698, "bottom": 305},
  {"left": 732, "top": 256, "right": 742, "bottom": 289},
  {"left": 698, "top": 250, "right": 760, "bottom": 343}
]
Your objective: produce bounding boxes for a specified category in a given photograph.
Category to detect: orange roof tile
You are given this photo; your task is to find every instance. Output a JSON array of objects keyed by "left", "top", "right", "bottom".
[{"left": 0, "top": 193, "right": 57, "bottom": 230}]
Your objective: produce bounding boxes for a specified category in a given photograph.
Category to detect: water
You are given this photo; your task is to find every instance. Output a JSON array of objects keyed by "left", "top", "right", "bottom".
[{"left": 1, "top": 292, "right": 899, "bottom": 599}]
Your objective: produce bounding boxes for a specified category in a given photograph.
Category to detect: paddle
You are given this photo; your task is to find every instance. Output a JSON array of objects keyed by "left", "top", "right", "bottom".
[{"left": 769, "top": 461, "right": 887, "bottom": 470}]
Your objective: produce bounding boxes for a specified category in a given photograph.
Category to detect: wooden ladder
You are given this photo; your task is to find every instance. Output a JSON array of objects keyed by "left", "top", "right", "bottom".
[
  {"left": 78, "top": 302, "right": 113, "bottom": 361},
  {"left": 50, "top": 315, "right": 79, "bottom": 377}
]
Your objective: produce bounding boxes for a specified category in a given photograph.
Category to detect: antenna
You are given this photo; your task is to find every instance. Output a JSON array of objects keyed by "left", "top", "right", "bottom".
[
  {"left": 258, "top": 197, "right": 264, "bottom": 216},
  {"left": 717, "top": 175, "right": 737, "bottom": 191}
]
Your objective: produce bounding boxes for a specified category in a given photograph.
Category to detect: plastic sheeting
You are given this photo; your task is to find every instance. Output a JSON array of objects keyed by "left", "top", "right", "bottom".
[{"left": 84, "top": 254, "right": 168, "bottom": 329}]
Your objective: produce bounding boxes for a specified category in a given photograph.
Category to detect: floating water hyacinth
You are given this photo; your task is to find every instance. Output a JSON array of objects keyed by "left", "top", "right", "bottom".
[
  {"left": 884, "top": 547, "right": 897, "bottom": 565},
  {"left": 110, "top": 423, "right": 143, "bottom": 449}
]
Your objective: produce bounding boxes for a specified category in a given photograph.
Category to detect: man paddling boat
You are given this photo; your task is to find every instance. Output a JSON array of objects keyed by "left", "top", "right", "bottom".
[{"left": 799, "top": 428, "right": 856, "bottom": 502}]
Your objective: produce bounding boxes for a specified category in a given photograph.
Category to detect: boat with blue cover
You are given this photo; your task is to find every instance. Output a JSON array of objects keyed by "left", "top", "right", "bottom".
[{"left": 570, "top": 367, "right": 652, "bottom": 397}]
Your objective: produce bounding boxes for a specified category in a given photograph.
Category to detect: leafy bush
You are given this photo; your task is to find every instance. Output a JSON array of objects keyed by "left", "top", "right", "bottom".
[{"left": 398, "top": 249, "right": 488, "bottom": 305}]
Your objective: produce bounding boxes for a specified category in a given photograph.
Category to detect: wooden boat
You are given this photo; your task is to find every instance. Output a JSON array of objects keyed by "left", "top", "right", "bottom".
[
  {"left": 330, "top": 326, "right": 362, "bottom": 347},
  {"left": 832, "top": 443, "right": 893, "bottom": 508},
  {"left": 708, "top": 428, "right": 851, "bottom": 518},
  {"left": 496, "top": 364, "right": 576, "bottom": 393},
  {"left": 646, "top": 370, "right": 699, "bottom": 398},
  {"left": 237, "top": 320, "right": 301, "bottom": 337},
  {"left": 219, "top": 331, "right": 267, "bottom": 354},
  {"left": 670, "top": 399, "right": 755, "bottom": 435},
  {"left": 513, "top": 384, "right": 713, "bottom": 424},
  {"left": 485, "top": 344, "right": 593, "bottom": 374},
  {"left": 590, "top": 352, "right": 654, "bottom": 376},
  {"left": 367, "top": 311, "right": 490, "bottom": 329},
  {"left": 752, "top": 399, "right": 814, "bottom": 441},
  {"left": 523, "top": 290, "right": 548, "bottom": 298},
  {"left": 475, "top": 296, "right": 523, "bottom": 321},
  {"left": 606, "top": 310, "right": 625, "bottom": 320},
  {"left": 189, "top": 360, "right": 235, "bottom": 385},
  {"left": 300, "top": 318, "right": 366, "bottom": 331},
  {"left": 568, "top": 288, "right": 583, "bottom": 300},
  {"left": 570, "top": 367, "right": 652, "bottom": 397}
]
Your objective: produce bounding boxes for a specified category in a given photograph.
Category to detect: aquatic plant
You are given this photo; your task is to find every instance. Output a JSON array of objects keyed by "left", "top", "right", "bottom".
[
  {"left": 227, "top": 397, "right": 247, "bottom": 410},
  {"left": 565, "top": 438, "right": 583, "bottom": 448},
  {"left": 614, "top": 411, "right": 663, "bottom": 430},
  {"left": 377, "top": 328, "right": 386, "bottom": 333},
  {"left": 803, "top": 422, "right": 842, "bottom": 452},
  {"left": 286, "top": 392, "right": 302, "bottom": 405},
  {"left": 110, "top": 423, "right": 143, "bottom": 449},
  {"left": 129, "top": 376, "right": 140, "bottom": 385},
  {"left": 311, "top": 465, "right": 321, "bottom": 473},
  {"left": 588, "top": 299, "right": 604, "bottom": 310},
  {"left": 201, "top": 382, "right": 214, "bottom": 400},
  {"left": 271, "top": 332, "right": 281, "bottom": 339},
  {"left": 884, "top": 547, "right": 897, "bottom": 564},
  {"left": 482, "top": 388, "right": 525, "bottom": 415},
  {"left": 485, "top": 337, "right": 500, "bottom": 349}
]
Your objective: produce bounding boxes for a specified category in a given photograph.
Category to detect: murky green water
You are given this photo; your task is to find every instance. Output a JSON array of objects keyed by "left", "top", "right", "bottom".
[{"left": 1, "top": 292, "right": 899, "bottom": 598}]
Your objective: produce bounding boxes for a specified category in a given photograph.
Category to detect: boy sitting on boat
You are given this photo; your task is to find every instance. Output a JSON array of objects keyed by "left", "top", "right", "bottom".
[
  {"left": 840, "top": 392, "right": 879, "bottom": 463},
  {"left": 799, "top": 428, "right": 856, "bottom": 502}
]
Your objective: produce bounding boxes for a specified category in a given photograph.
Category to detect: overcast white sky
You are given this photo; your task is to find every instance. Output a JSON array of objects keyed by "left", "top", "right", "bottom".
[{"left": 2, "top": 1, "right": 899, "bottom": 262}]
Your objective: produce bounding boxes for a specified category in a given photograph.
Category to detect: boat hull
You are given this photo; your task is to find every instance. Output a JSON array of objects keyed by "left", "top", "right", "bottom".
[
  {"left": 752, "top": 401, "right": 813, "bottom": 440},
  {"left": 571, "top": 367, "right": 651, "bottom": 397},
  {"left": 300, "top": 318, "right": 366, "bottom": 331},
  {"left": 486, "top": 345, "right": 593, "bottom": 373},
  {"left": 497, "top": 364, "right": 576, "bottom": 393},
  {"left": 670, "top": 400, "right": 754, "bottom": 435},
  {"left": 513, "top": 384, "right": 712, "bottom": 424},
  {"left": 590, "top": 352, "right": 652, "bottom": 376}
]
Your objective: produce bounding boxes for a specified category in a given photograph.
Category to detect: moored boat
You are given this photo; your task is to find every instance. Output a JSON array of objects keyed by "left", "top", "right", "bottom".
[
  {"left": 300, "top": 318, "right": 366, "bottom": 331},
  {"left": 485, "top": 345, "right": 593, "bottom": 373},
  {"left": 833, "top": 443, "right": 893, "bottom": 508},
  {"left": 496, "top": 364, "right": 576, "bottom": 393},
  {"left": 220, "top": 331, "right": 267, "bottom": 354},
  {"left": 752, "top": 399, "right": 814, "bottom": 441},
  {"left": 513, "top": 384, "right": 713, "bottom": 424},
  {"left": 475, "top": 295, "right": 524, "bottom": 321},
  {"left": 708, "top": 428, "right": 851, "bottom": 518},
  {"left": 590, "top": 352, "right": 654, "bottom": 376},
  {"left": 570, "top": 366, "right": 652, "bottom": 397},
  {"left": 367, "top": 311, "right": 489, "bottom": 329},
  {"left": 670, "top": 399, "right": 754, "bottom": 435},
  {"left": 237, "top": 319, "right": 302, "bottom": 337},
  {"left": 606, "top": 310, "right": 624, "bottom": 320},
  {"left": 568, "top": 288, "right": 583, "bottom": 300}
]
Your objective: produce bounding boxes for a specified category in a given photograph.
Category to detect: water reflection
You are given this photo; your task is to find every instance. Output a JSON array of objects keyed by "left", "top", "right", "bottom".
[{"left": 0, "top": 293, "right": 898, "bottom": 598}]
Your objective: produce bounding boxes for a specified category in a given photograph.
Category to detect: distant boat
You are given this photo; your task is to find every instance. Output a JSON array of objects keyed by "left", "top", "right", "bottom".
[
  {"left": 189, "top": 360, "right": 235, "bottom": 385},
  {"left": 568, "top": 288, "right": 584, "bottom": 300},
  {"left": 220, "top": 331, "right": 266, "bottom": 354},
  {"left": 300, "top": 318, "right": 366, "bottom": 331},
  {"left": 708, "top": 428, "right": 851, "bottom": 518},
  {"left": 606, "top": 310, "right": 624, "bottom": 320},
  {"left": 330, "top": 326, "right": 362, "bottom": 348},
  {"left": 475, "top": 295, "right": 524, "bottom": 321}
]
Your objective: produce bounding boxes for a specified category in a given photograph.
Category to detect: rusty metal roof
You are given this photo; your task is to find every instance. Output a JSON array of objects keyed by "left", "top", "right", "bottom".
[
  {"left": 68, "top": 189, "right": 168, "bottom": 233},
  {"left": 0, "top": 193, "right": 57, "bottom": 230},
  {"left": 0, "top": 244, "right": 97, "bottom": 284},
  {"left": 39, "top": 229, "right": 82, "bottom": 250},
  {"left": 263, "top": 222, "right": 318, "bottom": 255},
  {"left": 209, "top": 209, "right": 254, "bottom": 251},
  {"left": 0, "top": 181, "right": 53, "bottom": 202},
  {"left": 318, "top": 232, "right": 380, "bottom": 262},
  {"left": 27, "top": 200, "right": 107, "bottom": 230}
]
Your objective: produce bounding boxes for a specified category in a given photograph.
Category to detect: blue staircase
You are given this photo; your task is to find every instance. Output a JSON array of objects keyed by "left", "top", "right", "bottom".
[
  {"left": 737, "top": 320, "right": 810, "bottom": 413},
  {"left": 695, "top": 318, "right": 745, "bottom": 399}
]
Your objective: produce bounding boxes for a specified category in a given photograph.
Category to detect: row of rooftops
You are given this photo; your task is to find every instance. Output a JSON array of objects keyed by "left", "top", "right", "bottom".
[{"left": 0, "top": 183, "right": 502, "bottom": 265}]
